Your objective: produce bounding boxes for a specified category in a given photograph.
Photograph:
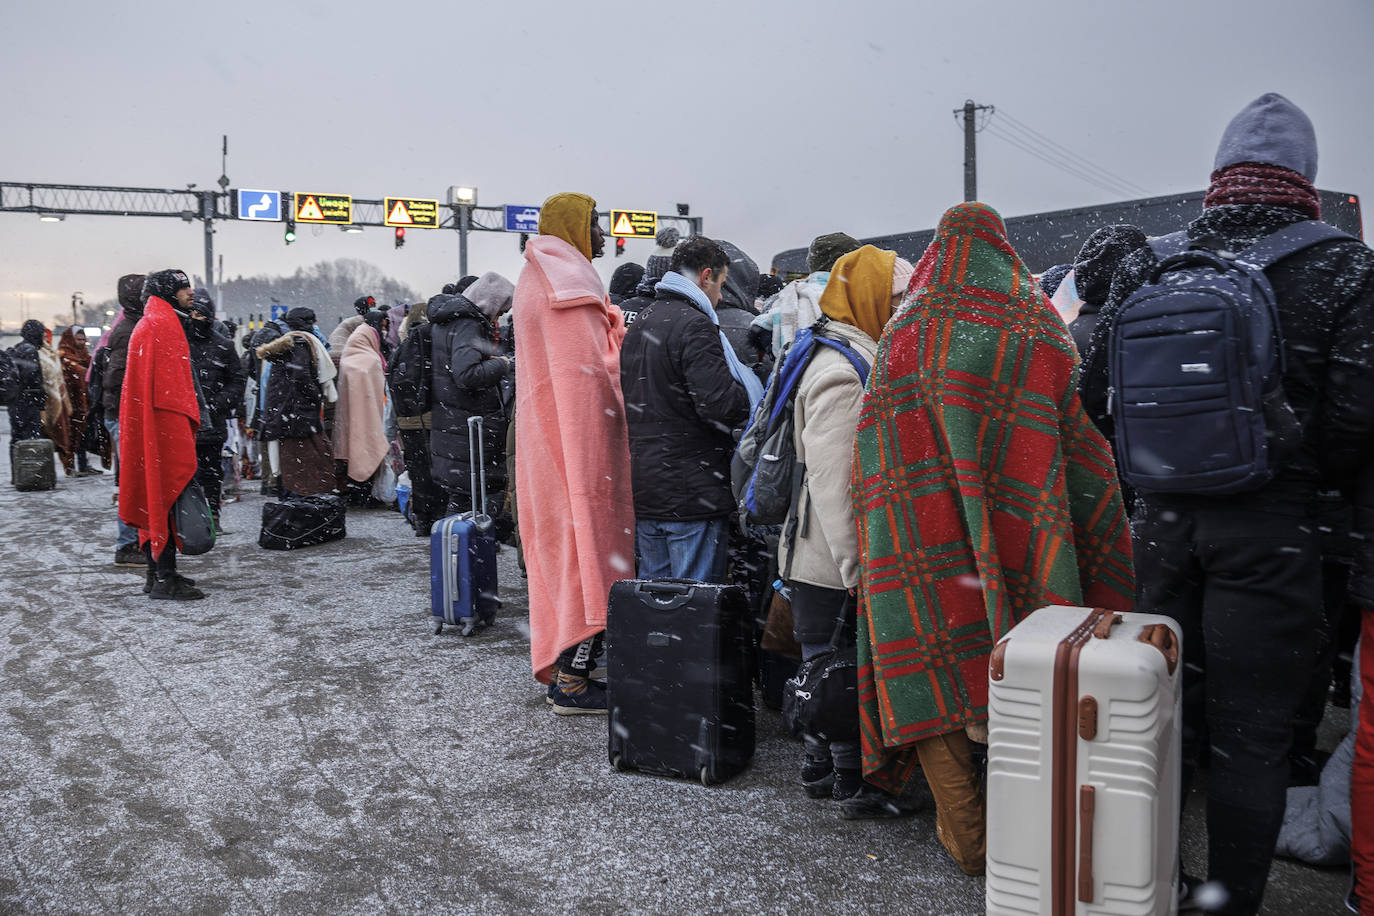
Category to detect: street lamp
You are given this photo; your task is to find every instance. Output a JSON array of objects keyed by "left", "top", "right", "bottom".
[
  {"left": 341, "top": 225, "right": 363, "bottom": 233},
  {"left": 449, "top": 186, "right": 478, "bottom": 276},
  {"left": 71, "top": 291, "right": 84, "bottom": 324},
  {"left": 38, "top": 213, "right": 65, "bottom": 222}
]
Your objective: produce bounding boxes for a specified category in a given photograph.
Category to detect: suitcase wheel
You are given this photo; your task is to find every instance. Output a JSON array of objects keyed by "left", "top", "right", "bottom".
[
  {"left": 459, "top": 617, "right": 479, "bottom": 637},
  {"left": 612, "top": 754, "right": 628, "bottom": 772},
  {"left": 700, "top": 766, "right": 712, "bottom": 788},
  {"left": 433, "top": 620, "right": 444, "bottom": 636}
]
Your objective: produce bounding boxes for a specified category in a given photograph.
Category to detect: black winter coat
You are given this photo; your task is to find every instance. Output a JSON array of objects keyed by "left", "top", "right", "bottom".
[
  {"left": 100, "top": 304, "right": 142, "bottom": 417},
  {"left": 619, "top": 288, "right": 751, "bottom": 520},
  {"left": 428, "top": 294, "right": 510, "bottom": 493},
  {"left": 256, "top": 333, "right": 323, "bottom": 441},
  {"left": 5, "top": 341, "right": 45, "bottom": 434},
  {"left": 187, "top": 320, "right": 247, "bottom": 442},
  {"left": 1080, "top": 204, "right": 1374, "bottom": 504}
]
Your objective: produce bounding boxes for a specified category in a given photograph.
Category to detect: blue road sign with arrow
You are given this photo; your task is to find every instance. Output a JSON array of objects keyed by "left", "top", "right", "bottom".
[
  {"left": 236, "top": 189, "right": 282, "bottom": 222},
  {"left": 504, "top": 205, "right": 540, "bottom": 233}
]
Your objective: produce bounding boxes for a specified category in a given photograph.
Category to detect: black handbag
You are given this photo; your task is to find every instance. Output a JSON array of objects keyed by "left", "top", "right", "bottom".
[
  {"left": 782, "top": 616, "right": 858, "bottom": 742},
  {"left": 173, "top": 479, "right": 216, "bottom": 556}
]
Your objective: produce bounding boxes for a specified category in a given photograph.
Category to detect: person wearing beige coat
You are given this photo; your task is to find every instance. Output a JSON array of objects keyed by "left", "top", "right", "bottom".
[{"left": 778, "top": 244, "right": 913, "bottom": 818}]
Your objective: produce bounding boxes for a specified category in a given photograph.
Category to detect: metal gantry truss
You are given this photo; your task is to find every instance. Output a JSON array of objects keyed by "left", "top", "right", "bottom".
[{"left": 1, "top": 181, "right": 706, "bottom": 302}]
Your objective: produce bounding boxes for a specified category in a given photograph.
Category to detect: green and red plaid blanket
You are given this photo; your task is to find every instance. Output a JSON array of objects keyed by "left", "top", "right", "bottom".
[{"left": 852, "top": 202, "right": 1135, "bottom": 790}]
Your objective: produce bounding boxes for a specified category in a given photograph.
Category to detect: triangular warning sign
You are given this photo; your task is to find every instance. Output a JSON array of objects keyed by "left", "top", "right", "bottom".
[
  {"left": 297, "top": 196, "right": 324, "bottom": 221},
  {"left": 387, "top": 199, "right": 413, "bottom": 225},
  {"left": 613, "top": 213, "right": 634, "bottom": 235}
]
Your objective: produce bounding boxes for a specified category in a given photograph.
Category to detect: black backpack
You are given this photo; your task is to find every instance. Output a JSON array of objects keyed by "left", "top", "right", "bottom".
[
  {"left": 388, "top": 322, "right": 432, "bottom": 418},
  {"left": 1108, "top": 221, "right": 1350, "bottom": 495},
  {"left": 0, "top": 349, "right": 20, "bottom": 406}
]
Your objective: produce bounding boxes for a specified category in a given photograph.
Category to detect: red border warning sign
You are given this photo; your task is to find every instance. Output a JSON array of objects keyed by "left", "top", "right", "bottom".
[
  {"left": 610, "top": 209, "right": 657, "bottom": 238},
  {"left": 384, "top": 197, "right": 440, "bottom": 229},
  {"left": 295, "top": 193, "right": 352, "bottom": 224}
]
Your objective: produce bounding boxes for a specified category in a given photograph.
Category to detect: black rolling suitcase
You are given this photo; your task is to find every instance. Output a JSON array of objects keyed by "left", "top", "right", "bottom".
[
  {"left": 607, "top": 579, "right": 755, "bottom": 785},
  {"left": 259, "top": 494, "right": 346, "bottom": 550}
]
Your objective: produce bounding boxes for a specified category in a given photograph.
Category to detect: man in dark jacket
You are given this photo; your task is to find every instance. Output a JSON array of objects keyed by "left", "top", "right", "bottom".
[
  {"left": 6, "top": 320, "right": 46, "bottom": 445},
  {"left": 1091, "top": 93, "right": 1374, "bottom": 916},
  {"left": 428, "top": 272, "right": 515, "bottom": 541},
  {"left": 101, "top": 274, "right": 146, "bottom": 566},
  {"left": 187, "top": 290, "right": 246, "bottom": 528},
  {"left": 608, "top": 262, "right": 644, "bottom": 306},
  {"left": 716, "top": 240, "right": 762, "bottom": 368},
  {"left": 619, "top": 236, "right": 752, "bottom": 583}
]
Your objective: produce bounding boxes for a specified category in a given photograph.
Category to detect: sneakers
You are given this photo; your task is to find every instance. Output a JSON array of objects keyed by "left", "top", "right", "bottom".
[
  {"left": 148, "top": 574, "right": 205, "bottom": 601},
  {"left": 801, "top": 755, "right": 835, "bottom": 799},
  {"left": 114, "top": 545, "right": 144, "bottom": 568},
  {"left": 144, "top": 572, "right": 196, "bottom": 594},
  {"left": 549, "top": 670, "right": 608, "bottom": 716},
  {"left": 837, "top": 784, "right": 924, "bottom": 820}
]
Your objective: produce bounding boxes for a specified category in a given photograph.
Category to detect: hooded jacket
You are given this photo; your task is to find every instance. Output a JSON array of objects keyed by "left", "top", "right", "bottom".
[
  {"left": 619, "top": 281, "right": 751, "bottom": 520},
  {"left": 428, "top": 275, "right": 514, "bottom": 493},
  {"left": 514, "top": 191, "right": 634, "bottom": 684},
  {"left": 715, "top": 241, "right": 761, "bottom": 367},
  {"left": 101, "top": 274, "right": 146, "bottom": 417},
  {"left": 57, "top": 328, "right": 91, "bottom": 421},
  {"left": 256, "top": 332, "right": 325, "bottom": 441}
]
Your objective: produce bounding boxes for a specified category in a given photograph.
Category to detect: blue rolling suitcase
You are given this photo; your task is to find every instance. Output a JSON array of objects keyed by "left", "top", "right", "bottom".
[{"left": 430, "top": 416, "right": 499, "bottom": 635}]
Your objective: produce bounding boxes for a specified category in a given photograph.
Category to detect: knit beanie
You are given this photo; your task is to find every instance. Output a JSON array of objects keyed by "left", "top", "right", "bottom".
[
  {"left": 353, "top": 295, "right": 376, "bottom": 316},
  {"left": 20, "top": 319, "right": 45, "bottom": 347},
  {"left": 609, "top": 262, "right": 645, "bottom": 299},
  {"left": 142, "top": 269, "right": 192, "bottom": 310},
  {"left": 190, "top": 288, "right": 216, "bottom": 318},
  {"left": 757, "top": 274, "right": 785, "bottom": 300},
  {"left": 1214, "top": 93, "right": 1318, "bottom": 182},
  {"left": 284, "top": 307, "right": 317, "bottom": 331},
  {"left": 807, "top": 232, "right": 862, "bottom": 273},
  {"left": 1073, "top": 226, "right": 1148, "bottom": 306},
  {"left": 643, "top": 227, "right": 682, "bottom": 284}
]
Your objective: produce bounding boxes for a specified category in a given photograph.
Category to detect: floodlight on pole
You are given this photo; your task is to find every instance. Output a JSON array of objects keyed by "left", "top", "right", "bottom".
[
  {"left": 38, "top": 213, "right": 65, "bottom": 222},
  {"left": 451, "top": 186, "right": 478, "bottom": 206}
]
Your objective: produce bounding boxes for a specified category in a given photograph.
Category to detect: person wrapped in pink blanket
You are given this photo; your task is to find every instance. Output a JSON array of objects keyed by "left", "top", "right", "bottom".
[{"left": 513, "top": 191, "right": 634, "bottom": 716}]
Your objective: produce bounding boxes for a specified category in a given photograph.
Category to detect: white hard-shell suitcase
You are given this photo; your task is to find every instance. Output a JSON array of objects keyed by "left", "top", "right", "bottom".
[{"left": 986, "top": 605, "right": 1182, "bottom": 916}]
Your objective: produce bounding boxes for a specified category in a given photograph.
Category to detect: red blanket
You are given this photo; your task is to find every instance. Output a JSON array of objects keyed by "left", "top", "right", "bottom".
[{"left": 118, "top": 296, "right": 200, "bottom": 555}]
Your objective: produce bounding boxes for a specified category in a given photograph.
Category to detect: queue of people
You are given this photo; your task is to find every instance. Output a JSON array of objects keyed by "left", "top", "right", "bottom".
[{"left": 6, "top": 90, "right": 1374, "bottom": 916}]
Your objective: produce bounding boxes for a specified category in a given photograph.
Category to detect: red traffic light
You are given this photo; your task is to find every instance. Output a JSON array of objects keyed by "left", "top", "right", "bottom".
[
  {"left": 394, "top": 227, "right": 406, "bottom": 249},
  {"left": 615, "top": 237, "right": 626, "bottom": 257}
]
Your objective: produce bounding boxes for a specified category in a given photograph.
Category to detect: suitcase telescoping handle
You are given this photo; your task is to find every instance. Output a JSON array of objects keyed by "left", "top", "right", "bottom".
[{"left": 467, "top": 415, "right": 486, "bottom": 517}]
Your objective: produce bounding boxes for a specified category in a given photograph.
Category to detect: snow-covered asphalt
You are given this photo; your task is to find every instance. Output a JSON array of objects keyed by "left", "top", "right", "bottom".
[{"left": 0, "top": 443, "right": 1348, "bottom": 914}]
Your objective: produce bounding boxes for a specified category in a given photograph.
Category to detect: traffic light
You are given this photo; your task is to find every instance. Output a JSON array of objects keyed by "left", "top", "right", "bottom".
[
  {"left": 394, "top": 227, "right": 406, "bottom": 249},
  {"left": 615, "top": 237, "right": 626, "bottom": 258},
  {"left": 284, "top": 217, "right": 296, "bottom": 245},
  {"left": 519, "top": 232, "right": 529, "bottom": 253}
]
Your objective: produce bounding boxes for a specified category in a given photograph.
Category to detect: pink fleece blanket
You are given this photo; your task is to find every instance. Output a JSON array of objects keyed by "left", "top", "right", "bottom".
[
  {"left": 514, "top": 236, "right": 634, "bottom": 684},
  {"left": 333, "top": 324, "right": 388, "bottom": 482}
]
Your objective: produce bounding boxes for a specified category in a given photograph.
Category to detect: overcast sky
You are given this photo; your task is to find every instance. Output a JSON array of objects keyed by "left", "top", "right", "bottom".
[{"left": 3, "top": 0, "right": 1371, "bottom": 327}]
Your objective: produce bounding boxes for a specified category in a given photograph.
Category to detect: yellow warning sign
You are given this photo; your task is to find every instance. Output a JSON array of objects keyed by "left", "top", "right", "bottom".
[
  {"left": 294, "top": 193, "right": 352, "bottom": 224},
  {"left": 384, "top": 197, "right": 439, "bottom": 229},
  {"left": 609, "top": 209, "right": 657, "bottom": 238}
]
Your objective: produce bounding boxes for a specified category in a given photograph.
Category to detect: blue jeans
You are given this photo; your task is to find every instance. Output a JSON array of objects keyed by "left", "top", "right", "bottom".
[
  {"left": 105, "top": 417, "right": 138, "bottom": 549},
  {"left": 635, "top": 517, "right": 730, "bottom": 583}
]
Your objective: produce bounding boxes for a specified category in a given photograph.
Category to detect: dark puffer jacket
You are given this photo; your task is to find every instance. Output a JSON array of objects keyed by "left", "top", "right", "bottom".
[
  {"left": 1080, "top": 204, "right": 1374, "bottom": 503},
  {"left": 187, "top": 319, "right": 246, "bottom": 443},
  {"left": 6, "top": 323, "right": 45, "bottom": 435},
  {"left": 255, "top": 332, "right": 323, "bottom": 441},
  {"left": 428, "top": 293, "right": 510, "bottom": 493},
  {"left": 619, "top": 287, "right": 751, "bottom": 520}
]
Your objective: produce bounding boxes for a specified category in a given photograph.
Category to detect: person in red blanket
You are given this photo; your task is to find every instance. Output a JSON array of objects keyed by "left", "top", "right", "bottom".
[{"left": 118, "top": 269, "right": 207, "bottom": 600}]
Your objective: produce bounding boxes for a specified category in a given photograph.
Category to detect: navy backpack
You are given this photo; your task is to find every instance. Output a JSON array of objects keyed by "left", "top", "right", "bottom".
[{"left": 1108, "top": 220, "right": 1351, "bottom": 495}]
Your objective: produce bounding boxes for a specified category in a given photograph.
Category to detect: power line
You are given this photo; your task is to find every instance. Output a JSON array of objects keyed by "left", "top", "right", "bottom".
[
  {"left": 984, "top": 123, "right": 1140, "bottom": 198},
  {"left": 994, "top": 110, "right": 1148, "bottom": 196}
]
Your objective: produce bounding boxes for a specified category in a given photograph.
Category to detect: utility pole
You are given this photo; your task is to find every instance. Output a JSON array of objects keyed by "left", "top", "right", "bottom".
[
  {"left": 71, "top": 291, "right": 83, "bottom": 325},
  {"left": 956, "top": 99, "right": 994, "bottom": 202},
  {"left": 458, "top": 204, "right": 470, "bottom": 277}
]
